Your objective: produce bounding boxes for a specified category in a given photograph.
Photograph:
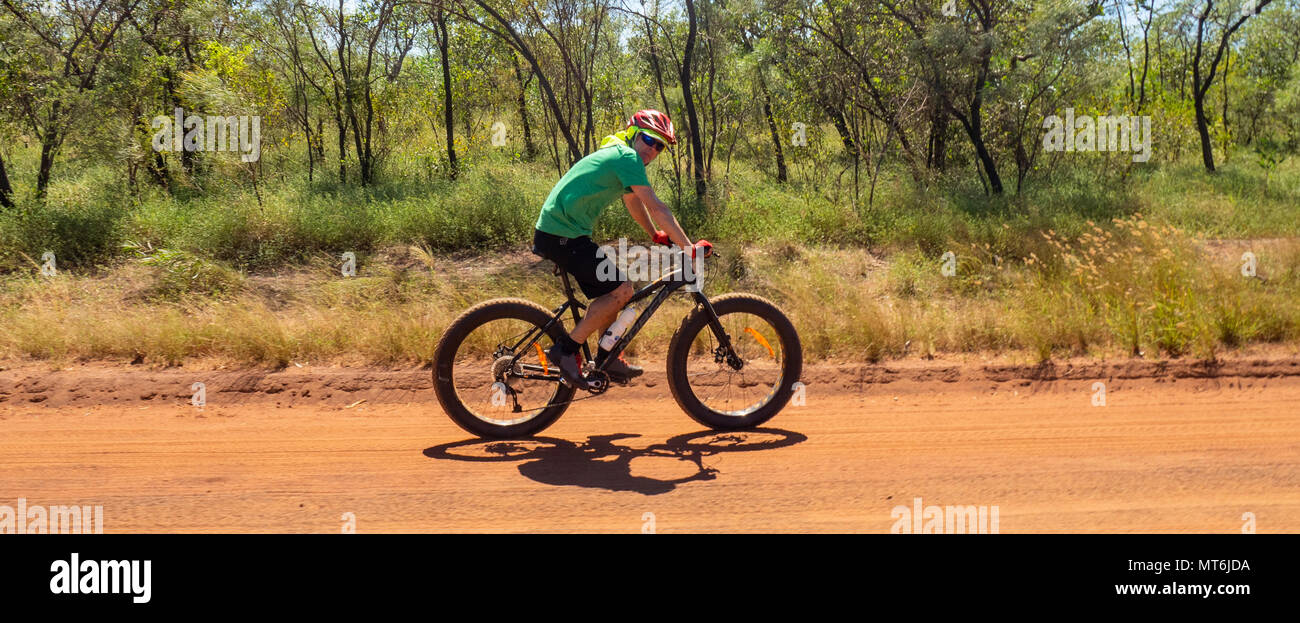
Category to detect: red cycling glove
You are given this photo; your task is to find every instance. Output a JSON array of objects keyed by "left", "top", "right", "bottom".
[
  {"left": 651, "top": 230, "right": 672, "bottom": 246},
  {"left": 690, "top": 239, "right": 714, "bottom": 259}
]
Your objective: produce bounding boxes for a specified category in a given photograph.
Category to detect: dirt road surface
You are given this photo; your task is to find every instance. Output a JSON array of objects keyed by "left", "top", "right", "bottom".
[{"left": 2, "top": 358, "right": 1298, "bottom": 533}]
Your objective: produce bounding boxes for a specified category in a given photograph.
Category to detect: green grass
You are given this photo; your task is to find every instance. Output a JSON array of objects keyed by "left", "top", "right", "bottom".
[{"left": 3, "top": 138, "right": 1298, "bottom": 273}]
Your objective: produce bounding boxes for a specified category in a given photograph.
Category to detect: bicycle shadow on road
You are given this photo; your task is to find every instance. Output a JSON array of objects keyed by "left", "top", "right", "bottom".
[{"left": 423, "top": 428, "right": 807, "bottom": 496}]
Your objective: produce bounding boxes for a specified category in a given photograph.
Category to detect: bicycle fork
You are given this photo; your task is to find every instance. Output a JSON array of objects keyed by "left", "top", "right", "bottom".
[{"left": 691, "top": 291, "right": 744, "bottom": 371}]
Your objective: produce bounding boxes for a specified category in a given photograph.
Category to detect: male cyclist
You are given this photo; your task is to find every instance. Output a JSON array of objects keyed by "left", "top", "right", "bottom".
[{"left": 532, "top": 109, "right": 712, "bottom": 390}]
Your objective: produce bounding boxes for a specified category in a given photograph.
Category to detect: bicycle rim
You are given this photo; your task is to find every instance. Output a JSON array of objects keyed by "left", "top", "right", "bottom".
[
  {"left": 683, "top": 311, "right": 787, "bottom": 417},
  {"left": 450, "top": 317, "right": 567, "bottom": 426}
]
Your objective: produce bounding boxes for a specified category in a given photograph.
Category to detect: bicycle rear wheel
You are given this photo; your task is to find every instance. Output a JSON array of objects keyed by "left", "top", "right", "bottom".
[
  {"left": 665, "top": 293, "right": 803, "bottom": 429},
  {"left": 433, "top": 298, "right": 575, "bottom": 438}
]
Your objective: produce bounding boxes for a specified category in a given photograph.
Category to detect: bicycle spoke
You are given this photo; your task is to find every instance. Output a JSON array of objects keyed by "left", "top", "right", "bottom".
[
  {"left": 684, "top": 310, "right": 785, "bottom": 417},
  {"left": 451, "top": 316, "right": 566, "bottom": 426}
]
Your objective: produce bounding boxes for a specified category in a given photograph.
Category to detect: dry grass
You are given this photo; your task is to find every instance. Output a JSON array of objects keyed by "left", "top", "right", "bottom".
[{"left": 1, "top": 233, "right": 1298, "bottom": 367}]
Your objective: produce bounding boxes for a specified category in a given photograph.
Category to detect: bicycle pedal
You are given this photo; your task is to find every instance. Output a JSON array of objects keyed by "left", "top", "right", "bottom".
[{"left": 558, "top": 376, "right": 586, "bottom": 390}]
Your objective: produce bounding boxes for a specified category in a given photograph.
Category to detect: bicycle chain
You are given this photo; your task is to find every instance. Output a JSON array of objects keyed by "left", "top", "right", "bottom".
[{"left": 505, "top": 371, "right": 620, "bottom": 411}]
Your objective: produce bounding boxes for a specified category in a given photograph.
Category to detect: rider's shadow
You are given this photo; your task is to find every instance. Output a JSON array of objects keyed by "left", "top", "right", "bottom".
[{"left": 424, "top": 428, "right": 807, "bottom": 496}]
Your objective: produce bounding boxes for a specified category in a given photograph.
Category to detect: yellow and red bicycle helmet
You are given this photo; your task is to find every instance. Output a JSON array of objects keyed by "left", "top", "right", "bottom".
[{"left": 628, "top": 109, "right": 677, "bottom": 146}]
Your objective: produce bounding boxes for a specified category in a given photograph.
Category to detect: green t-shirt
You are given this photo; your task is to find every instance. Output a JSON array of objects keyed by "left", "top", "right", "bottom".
[{"left": 535, "top": 140, "right": 650, "bottom": 239}]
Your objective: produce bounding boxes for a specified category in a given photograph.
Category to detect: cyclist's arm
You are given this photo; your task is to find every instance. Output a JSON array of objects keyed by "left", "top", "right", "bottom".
[
  {"left": 630, "top": 185, "right": 691, "bottom": 248},
  {"left": 622, "top": 192, "right": 657, "bottom": 239}
]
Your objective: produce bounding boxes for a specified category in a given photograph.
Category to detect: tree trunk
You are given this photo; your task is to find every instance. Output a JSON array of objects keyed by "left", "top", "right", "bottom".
[
  {"left": 681, "top": 0, "right": 707, "bottom": 199},
  {"left": 359, "top": 46, "right": 378, "bottom": 187},
  {"left": 518, "top": 80, "right": 535, "bottom": 158},
  {"left": 302, "top": 83, "right": 314, "bottom": 182},
  {"left": 1015, "top": 136, "right": 1029, "bottom": 194},
  {"left": 166, "top": 67, "right": 195, "bottom": 177},
  {"left": 823, "top": 101, "right": 856, "bottom": 160},
  {"left": 149, "top": 150, "right": 170, "bottom": 191},
  {"left": 339, "top": 3, "right": 371, "bottom": 185},
  {"left": 970, "top": 130, "right": 1002, "bottom": 194},
  {"left": 1221, "top": 48, "right": 1230, "bottom": 163},
  {"left": 314, "top": 118, "right": 325, "bottom": 163},
  {"left": 929, "top": 105, "right": 948, "bottom": 171},
  {"left": 643, "top": 9, "right": 682, "bottom": 202},
  {"left": 954, "top": 52, "right": 1002, "bottom": 193},
  {"left": 35, "top": 104, "right": 61, "bottom": 199},
  {"left": 36, "top": 136, "right": 57, "bottom": 199},
  {"left": 1187, "top": 1, "right": 1272, "bottom": 173},
  {"left": 1138, "top": 5, "right": 1151, "bottom": 111},
  {"left": 136, "top": 107, "right": 171, "bottom": 192},
  {"left": 511, "top": 56, "right": 536, "bottom": 158},
  {"left": 336, "top": 109, "right": 348, "bottom": 182},
  {"left": 437, "top": 11, "right": 457, "bottom": 180},
  {"left": 953, "top": 99, "right": 1002, "bottom": 194},
  {"left": 1194, "top": 91, "right": 1216, "bottom": 172},
  {"left": 761, "top": 85, "right": 786, "bottom": 183},
  {"left": 0, "top": 150, "right": 13, "bottom": 208}
]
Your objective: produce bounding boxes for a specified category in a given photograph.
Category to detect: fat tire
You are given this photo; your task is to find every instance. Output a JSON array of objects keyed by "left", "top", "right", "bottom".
[
  {"left": 666, "top": 293, "right": 803, "bottom": 429},
  {"left": 433, "top": 298, "right": 575, "bottom": 438}
]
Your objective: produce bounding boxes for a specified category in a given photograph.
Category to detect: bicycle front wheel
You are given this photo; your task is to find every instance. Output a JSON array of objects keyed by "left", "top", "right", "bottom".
[{"left": 666, "top": 293, "right": 803, "bottom": 429}]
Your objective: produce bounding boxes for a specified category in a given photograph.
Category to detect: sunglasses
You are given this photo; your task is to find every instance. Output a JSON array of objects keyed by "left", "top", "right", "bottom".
[{"left": 640, "top": 133, "right": 665, "bottom": 152}]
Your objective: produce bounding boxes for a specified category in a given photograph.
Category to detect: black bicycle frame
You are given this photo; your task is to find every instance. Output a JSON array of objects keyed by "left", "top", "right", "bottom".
[{"left": 503, "top": 258, "right": 736, "bottom": 384}]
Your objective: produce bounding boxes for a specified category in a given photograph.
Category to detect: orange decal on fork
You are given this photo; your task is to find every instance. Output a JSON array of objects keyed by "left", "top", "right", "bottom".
[{"left": 744, "top": 327, "right": 776, "bottom": 359}]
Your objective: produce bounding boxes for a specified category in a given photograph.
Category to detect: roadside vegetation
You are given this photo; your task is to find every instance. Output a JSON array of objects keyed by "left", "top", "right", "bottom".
[
  {"left": 2, "top": 0, "right": 1299, "bottom": 366},
  {"left": 2, "top": 164, "right": 1297, "bottom": 367}
]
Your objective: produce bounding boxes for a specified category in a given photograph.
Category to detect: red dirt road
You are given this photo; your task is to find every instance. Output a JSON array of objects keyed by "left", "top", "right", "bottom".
[{"left": 2, "top": 358, "right": 1298, "bottom": 533}]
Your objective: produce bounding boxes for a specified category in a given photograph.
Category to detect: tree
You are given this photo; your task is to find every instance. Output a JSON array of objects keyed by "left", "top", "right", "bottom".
[
  {"left": 733, "top": 2, "right": 787, "bottom": 182},
  {"left": 433, "top": 3, "right": 457, "bottom": 178},
  {"left": 1190, "top": 0, "right": 1273, "bottom": 172},
  {"left": 448, "top": 0, "right": 587, "bottom": 165},
  {"left": 680, "top": 0, "right": 707, "bottom": 197},
  {"left": 2, "top": 0, "right": 143, "bottom": 198}
]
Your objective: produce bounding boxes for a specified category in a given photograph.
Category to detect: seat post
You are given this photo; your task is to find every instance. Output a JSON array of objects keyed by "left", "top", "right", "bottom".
[
  {"left": 555, "top": 262, "right": 576, "bottom": 300},
  {"left": 553, "top": 263, "right": 586, "bottom": 357}
]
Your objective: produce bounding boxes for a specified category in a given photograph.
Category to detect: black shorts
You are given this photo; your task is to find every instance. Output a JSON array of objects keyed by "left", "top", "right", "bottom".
[{"left": 532, "top": 229, "right": 627, "bottom": 299}]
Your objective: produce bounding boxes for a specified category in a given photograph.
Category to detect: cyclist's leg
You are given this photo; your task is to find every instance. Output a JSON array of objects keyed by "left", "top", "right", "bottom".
[
  {"left": 556, "top": 235, "right": 630, "bottom": 341},
  {"left": 532, "top": 230, "right": 631, "bottom": 340},
  {"left": 562, "top": 241, "right": 641, "bottom": 378},
  {"left": 533, "top": 230, "right": 632, "bottom": 387},
  {"left": 572, "top": 283, "right": 633, "bottom": 343}
]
